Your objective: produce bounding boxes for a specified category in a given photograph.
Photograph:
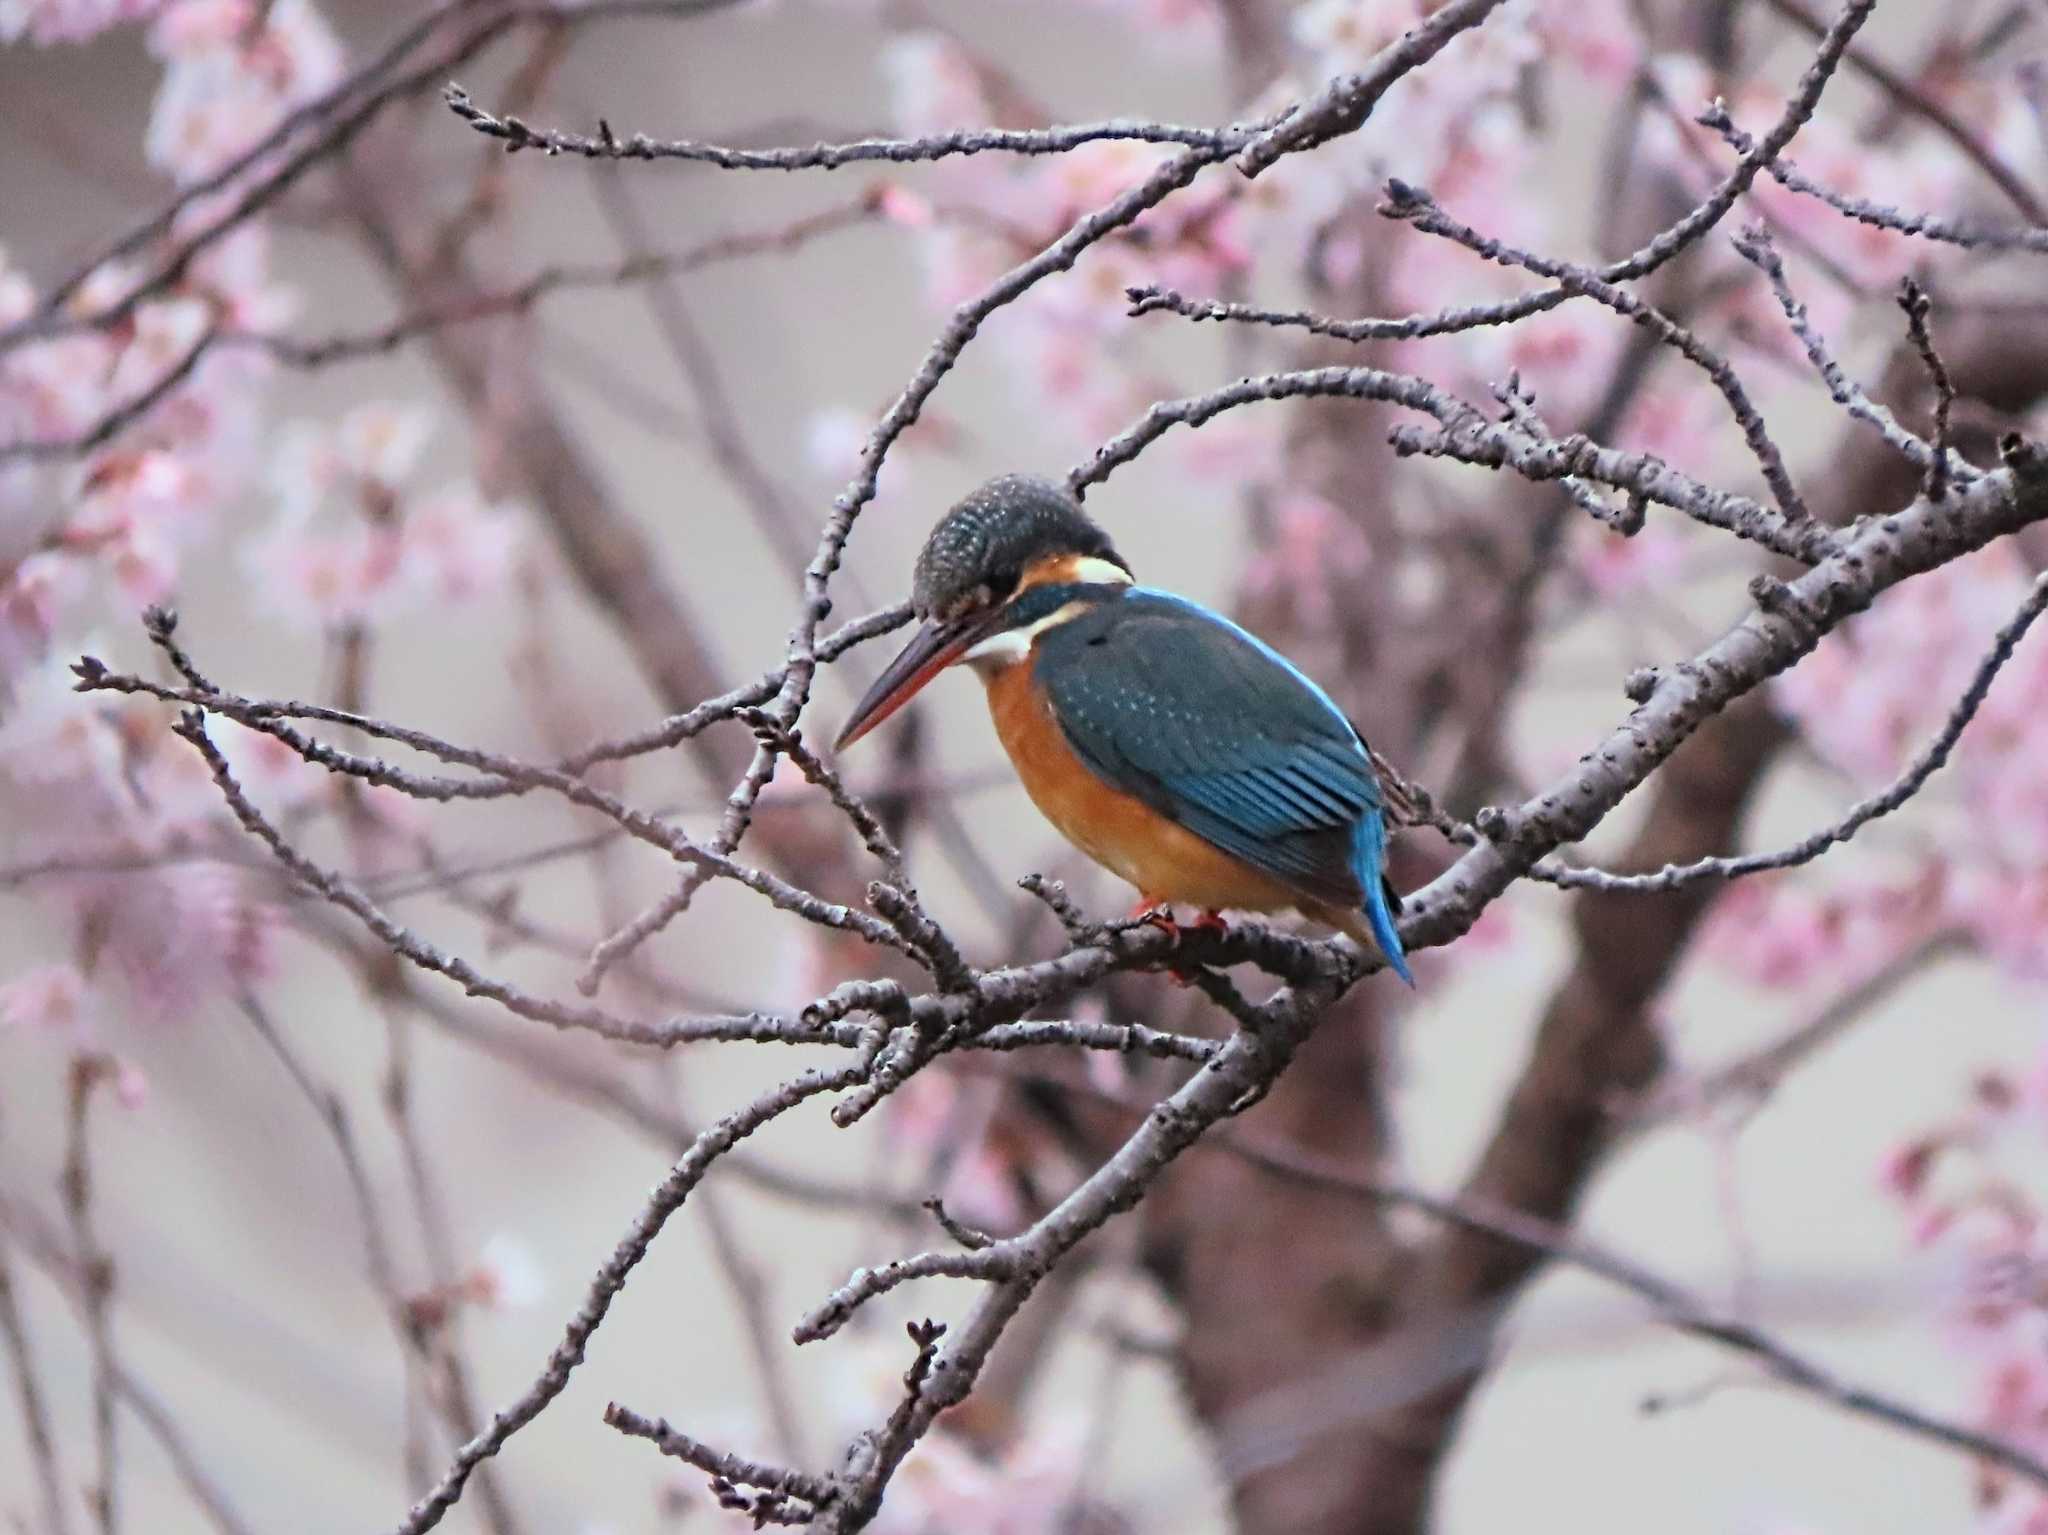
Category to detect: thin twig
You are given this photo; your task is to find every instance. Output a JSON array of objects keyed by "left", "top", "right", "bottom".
[
  {"left": 1701, "top": 105, "right": 2048, "bottom": 253},
  {"left": 75, "top": 677, "right": 925, "bottom": 974},
  {"left": 1235, "top": 0, "right": 1510, "bottom": 173},
  {"left": 1538, "top": 573, "right": 2048, "bottom": 892},
  {"left": 14, "top": 0, "right": 498, "bottom": 334},
  {"left": 1072, "top": 362, "right": 1835, "bottom": 563},
  {"left": 1380, "top": 178, "right": 1811, "bottom": 523},
  {"left": 238, "top": 994, "right": 440, "bottom": 1488},
  {"left": 0, "top": 1, "right": 757, "bottom": 359},
  {"left": 61, "top": 1056, "right": 118, "bottom": 1535},
  {"left": 395, "top": 1056, "right": 873, "bottom": 1535},
  {"left": 0, "top": 1238, "right": 70, "bottom": 1535},
  {"left": 1632, "top": 930, "right": 1965, "bottom": 1123},
  {"left": 602, "top": 1403, "right": 834, "bottom": 1507},
  {"left": 379, "top": 1004, "right": 528, "bottom": 1535},
  {"left": 1, "top": 1209, "right": 258, "bottom": 1535},
  {"left": 444, "top": 81, "right": 1270, "bottom": 165},
  {"left": 1143, "top": 0, "right": 1877, "bottom": 352},
  {"left": 0, "top": 324, "right": 221, "bottom": 464},
  {"left": 108, "top": 1367, "right": 259, "bottom": 1535},
  {"left": 1758, "top": 0, "right": 2048, "bottom": 224},
  {"left": 1207, "top": 1125, "right": 2048, "bottom": 1493},
  {"left": 1898, "top": 276, "right": 1959, "bottom": 502},
  {"left": 922, "top": 1197, "right": 996, "bottom": 1252},
  {"left": 247, "top": 197, "right": 884, "bottom": 368},
  {"left": 1731, "top": 226, "right": 1958, "bottom": 479}
]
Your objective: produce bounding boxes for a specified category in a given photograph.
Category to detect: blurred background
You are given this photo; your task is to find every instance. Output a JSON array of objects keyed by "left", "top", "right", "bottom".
[{"left": 3, "top": 1, "right": 2048, "bottom": 1532}]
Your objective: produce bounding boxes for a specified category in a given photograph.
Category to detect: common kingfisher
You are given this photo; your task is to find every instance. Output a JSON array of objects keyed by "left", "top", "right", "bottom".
[{"left": 834, "top": 474, "right": 1413, "bottom": 985}]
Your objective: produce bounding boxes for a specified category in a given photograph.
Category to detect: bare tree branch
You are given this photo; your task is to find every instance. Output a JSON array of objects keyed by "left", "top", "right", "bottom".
[
  {"left": 1539, "top": 571, "right": 2048, "bottom": 892},
  {"left": 1758, "top": 0, "right": 2048, "bottom": 224},
  {"left": 1702, "top": 104, "right": 2048, "bottom": 252},
  {"left": 60, "top": 1057, "right": 119, "bottom": 1535},
  {"left": 1205, "top": 1125, "right": 2048, "bottom": 1492},
  {"left": 393, "top": 1054, "right": 876, "bottom": 1535},
  {"left": 0, "top": 1238, "right": 70, "bottom": 1535},
  {"left": 443, "top": 81, "right": 1274, "bottom": 165}
]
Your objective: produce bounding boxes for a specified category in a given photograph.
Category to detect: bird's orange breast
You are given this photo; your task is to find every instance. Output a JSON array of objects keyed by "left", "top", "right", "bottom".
[{"left": 981, "top": 660, "right": 1301, "bottom": 913}]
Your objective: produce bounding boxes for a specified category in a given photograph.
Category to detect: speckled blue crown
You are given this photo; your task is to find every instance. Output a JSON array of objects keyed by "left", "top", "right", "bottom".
[{"left": 911, "top": 474, "right": 1129, "bottom": 619}]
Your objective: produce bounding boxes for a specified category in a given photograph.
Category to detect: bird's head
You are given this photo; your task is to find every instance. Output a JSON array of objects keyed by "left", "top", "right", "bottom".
[{"left": 834, "top": 473, "right": 1131, "bottom": 751}]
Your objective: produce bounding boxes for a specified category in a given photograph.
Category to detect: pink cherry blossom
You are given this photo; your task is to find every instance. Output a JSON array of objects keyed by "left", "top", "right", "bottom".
[
  {"left": 112, "top": 1056, "right": 150, "bottom": 1109},
  {"left": 145, "top": 0, "right": 342, "bottom": 182},
  {"left": 1879, "top": 1136, "right": 1941, "bottom": 1202},
  {"left": 148, "top": 0, "right": 248, "bottom": 50},
  {"left": 1575, "top": 521, "right": 1691, "bottom": 599},
  {"left": 1291, "top": 0, "right": 1427, "bottom": 71},
  {"left": 244, "top": 516, "right": 407, "bottom": 630},
  {"left": 1027, "top": 140, "right": 1170, "bottom": 230},
  {"left": 333, "top": 400, "right": 434, "bottom": 488},
  {"left": 467, "top": 1232, "right": 547, "bottom": 1312},
  {"left": 1242, "top": 489, "right": 1371, "bottom": 631},
  {"left": 1759, "top": 541, "right": 2048, "bottom": 987},
  {"left": 883, "top": 1068, "right": 1032, "bottom": 1231},
  {"left": 878, "top": 1414, "right": 1095, "bottom": 1535},
  {"left": 214, "top": 714, "right": 325, "bottom": 798},
  {"left": 1534, "top": 0, "right": 1643, "bottom": 85},
  {"left": 1699, "top": 875, "right": 1937, "bottom": 994},
  {"left": 400, "top": 487, "right": 520, "bottom": 603},
  {"left": 0, "top": 649, "right": 128, "bottom": 793},
  {"left": 351, "top": 779, "right": 429, "bottom": 844},
  {"left": 0, "top": 9, "right": 2044, "bottom": 1529},
  {"left": 0, "top": 0, "right": 153, "bottom": 44},
  {"left": 0, "top": 963, "right": 93, "bottom": 1034},
  {"left": 1952, "top": 870, "right": 2048, "bottom": 984},
  {"left": 1172, "top": 409, "right": 1283, "bottom": 486},
  {"left": 1700, "top": 880, "right": 1845, "bottom": 990},
  {"left": 0, "top": 551, "right": 88, "bottom": 683},
  {"left": 111, "top": 858, "right": 277, "bottom": 1009},
  {"left": 1221, "top": 147, "right": 1358, "bottom": 259},
  {"left": 189, "top": 221, "right": 298, "bottom": 334},
  {"left": 874, "top": 182, "right": 936, "bottom": 229},
  {"left": 1616, "top": 380, "right": 1731, "bottom": 480},
  {"left": 1984, "top": 1495, "right": 2048, "bottom": 1535},
  {"left": 248, "top": 402, "right": 516, "bottom": 628}
]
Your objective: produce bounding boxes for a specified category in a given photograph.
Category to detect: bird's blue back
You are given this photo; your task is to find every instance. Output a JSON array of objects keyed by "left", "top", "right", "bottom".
[{"left": 1032, "top": 587, "right": 1411, "bottom": 982}]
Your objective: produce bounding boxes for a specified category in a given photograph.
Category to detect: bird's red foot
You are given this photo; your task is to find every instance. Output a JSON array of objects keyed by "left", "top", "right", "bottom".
[
  {"left": 1126, "top": 900, "right": 1227, "bottom": 985},
  {"left": 1127, "top": 897, "right": 1182, "bottom": 940}
]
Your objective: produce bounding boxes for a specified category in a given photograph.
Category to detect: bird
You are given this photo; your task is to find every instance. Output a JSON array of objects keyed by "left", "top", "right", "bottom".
[{"left": 833, "top": 473, "right": 1412, "bottom": 986}]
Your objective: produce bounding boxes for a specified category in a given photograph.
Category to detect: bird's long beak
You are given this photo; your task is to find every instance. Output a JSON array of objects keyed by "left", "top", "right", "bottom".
[{"left": 834, "top": 611, "right": 996, "bottom": 752}]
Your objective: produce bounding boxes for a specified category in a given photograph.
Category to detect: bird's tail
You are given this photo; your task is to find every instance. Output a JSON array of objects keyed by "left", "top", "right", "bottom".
[
  {"left": 1335, "top": 813, "right": 1414, "bottom": 986},
  {"left": 1333, "top": 898, "right": 1415, "bottom": 987}
]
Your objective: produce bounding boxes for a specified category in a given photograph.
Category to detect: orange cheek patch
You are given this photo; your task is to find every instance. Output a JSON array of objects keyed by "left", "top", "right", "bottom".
[{"left": 1016, "top": 552, "right": 1130, "bottom": 594}]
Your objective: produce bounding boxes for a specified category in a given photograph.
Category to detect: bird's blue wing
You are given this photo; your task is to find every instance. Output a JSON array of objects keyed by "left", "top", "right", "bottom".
[{"left": 1033, "top": 590, "right": 1387, "bottom": 912}]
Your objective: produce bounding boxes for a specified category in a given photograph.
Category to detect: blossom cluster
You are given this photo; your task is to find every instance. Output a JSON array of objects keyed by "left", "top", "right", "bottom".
[
  {"left": 1732, "top": 546, "right": 2048, "bottom": 988},
  {"left": 3, "top": 2, "right": 2048, "bottom": 1529},
  {"left": 1883, "top": 1066, "right": 2048, "bottom": 1532},
  {"left": 842, "top": 16, "right": 2048, "bottom": 1526},
  {"left": 1, "top": 0, "right": 518, "bottom": 1070}
]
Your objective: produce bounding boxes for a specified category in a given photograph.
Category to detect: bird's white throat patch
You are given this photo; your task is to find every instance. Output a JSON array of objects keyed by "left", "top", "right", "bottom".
[{"left": 963, "top": 600, "right": 1092, "bottom": 674}]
